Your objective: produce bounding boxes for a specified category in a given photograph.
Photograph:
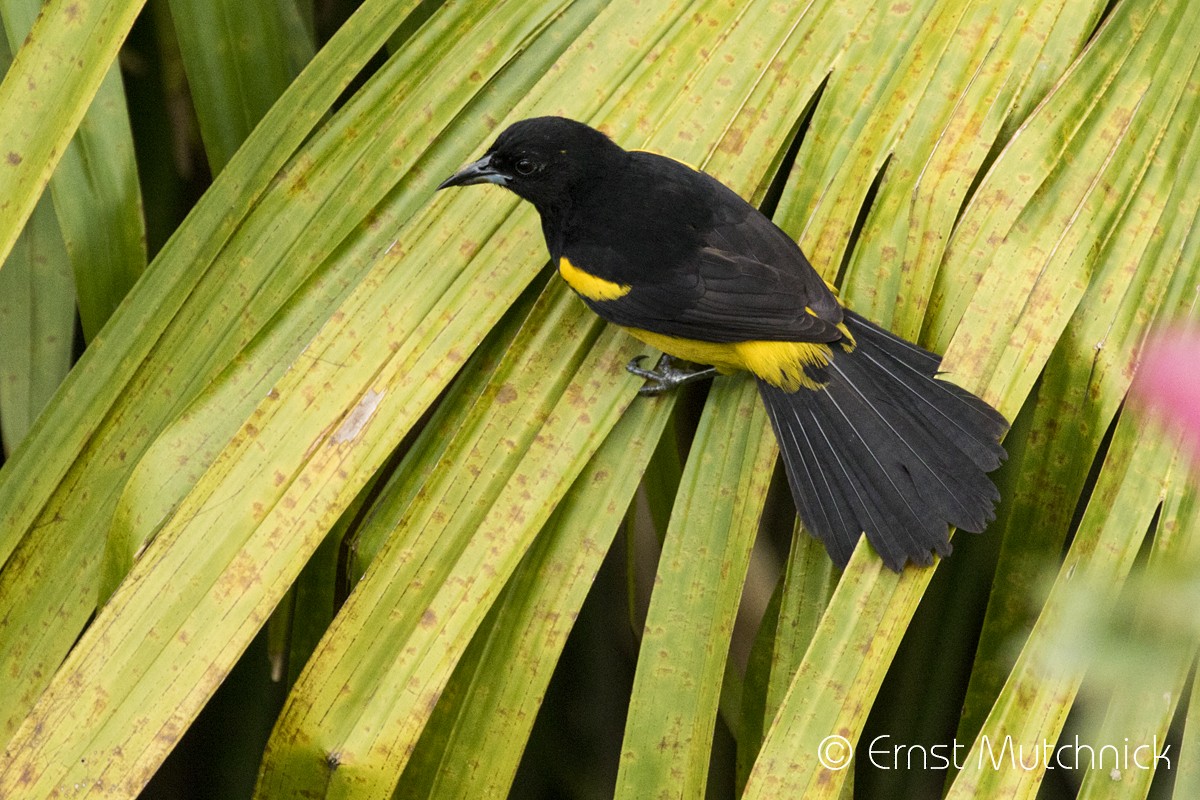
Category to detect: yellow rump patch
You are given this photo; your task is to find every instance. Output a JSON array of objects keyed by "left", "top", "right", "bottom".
[
  {"left": 624, "top": 328, "right": 835, "bottom": 392},
  {"left": 835, "top": 320, "right": 855, "bottom": 351},
  {"left": 559, "top": 257, "right": 631, "bottom": 301}
]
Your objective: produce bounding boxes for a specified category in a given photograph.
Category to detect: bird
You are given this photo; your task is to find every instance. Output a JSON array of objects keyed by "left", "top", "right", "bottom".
[{"left": 438, "top": 116, "right": 1007, "bottom": 571}]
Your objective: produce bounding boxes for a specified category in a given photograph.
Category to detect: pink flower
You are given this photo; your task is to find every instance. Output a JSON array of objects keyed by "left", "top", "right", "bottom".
[{"left": 1133, "top": 327, "right": 1200, "bottom": 460}]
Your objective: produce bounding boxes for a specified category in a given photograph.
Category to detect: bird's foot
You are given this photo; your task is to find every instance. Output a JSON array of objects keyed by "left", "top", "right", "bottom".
[{"left": 626, "top": 354, "right": 717, "bottom": 396}]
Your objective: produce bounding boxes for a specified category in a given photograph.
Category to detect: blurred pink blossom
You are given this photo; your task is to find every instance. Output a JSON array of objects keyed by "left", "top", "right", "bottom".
[{"left": 1133, "top": 327, "right": 1200, "bottom": 459}]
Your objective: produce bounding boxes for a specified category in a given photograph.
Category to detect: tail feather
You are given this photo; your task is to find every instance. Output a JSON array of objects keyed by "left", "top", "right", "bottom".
[
  {"left": 808, "top": 387, "right": 948, "bottom": 568},
  {"left": 855, "top": 345, "right": 1006, "bottom": 472},
  {"left": 761, "top": 400, "right": 848, "bottom": 561},
  {"left": 758, "top": 311, "right": 1008, "bottom": 570}
]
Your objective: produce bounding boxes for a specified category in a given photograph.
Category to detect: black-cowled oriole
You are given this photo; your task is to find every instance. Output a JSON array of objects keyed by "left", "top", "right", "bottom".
[{"left": 439, "top": 116, "right": 1007, "bottom": 571}]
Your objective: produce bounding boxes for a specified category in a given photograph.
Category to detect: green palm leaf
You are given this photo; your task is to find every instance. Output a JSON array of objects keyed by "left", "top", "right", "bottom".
[{"left": 0, "top": 0, "right": 1196, "bottom": 797}]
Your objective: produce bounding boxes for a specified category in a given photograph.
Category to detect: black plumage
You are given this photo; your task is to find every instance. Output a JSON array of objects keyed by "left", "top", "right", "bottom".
[
  {"left": 758, "top": 311, "right": 1006, "bottom": 568},
  {"left": 439, "top": 116, "right": 1008, "bottom": 570}
]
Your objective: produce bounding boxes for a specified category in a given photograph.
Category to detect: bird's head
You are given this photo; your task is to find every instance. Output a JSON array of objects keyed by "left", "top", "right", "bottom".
[{"left": 437, "top": 116, "right": 623, "bottom": 212}]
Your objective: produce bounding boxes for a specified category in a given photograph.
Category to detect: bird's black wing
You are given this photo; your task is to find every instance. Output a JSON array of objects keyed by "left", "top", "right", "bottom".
[
  {"left": 578, "top": 247, "right": 838, "bottom": 343},
  {"left": 566, "top": 161, "right": 844, "bottom": 344}
]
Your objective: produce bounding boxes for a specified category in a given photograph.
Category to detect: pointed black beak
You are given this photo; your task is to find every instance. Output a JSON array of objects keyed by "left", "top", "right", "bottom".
[{"left": 437, "top": 153, "right": 507, "bottom": 190}]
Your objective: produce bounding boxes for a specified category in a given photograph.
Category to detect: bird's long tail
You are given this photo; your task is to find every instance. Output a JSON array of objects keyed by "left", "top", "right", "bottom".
[{"left": 757, "top": 310, "right": 1008, "bottom": 570}]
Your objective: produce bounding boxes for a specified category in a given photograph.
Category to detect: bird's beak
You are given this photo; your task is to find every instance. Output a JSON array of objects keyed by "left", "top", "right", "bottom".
[{"left": 437, "top": 154, "right": 507, "bottom": 190}]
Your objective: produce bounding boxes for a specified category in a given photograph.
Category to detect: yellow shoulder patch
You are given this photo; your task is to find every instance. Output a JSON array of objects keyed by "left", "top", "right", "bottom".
[{"left": 559, "top": 256, "right": 631, "bottom": 301}]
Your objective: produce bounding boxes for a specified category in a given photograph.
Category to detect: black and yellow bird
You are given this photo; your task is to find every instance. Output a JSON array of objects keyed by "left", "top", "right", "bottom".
[{"left": 439, "top": 116, "right": 1007, "bottom": 571}]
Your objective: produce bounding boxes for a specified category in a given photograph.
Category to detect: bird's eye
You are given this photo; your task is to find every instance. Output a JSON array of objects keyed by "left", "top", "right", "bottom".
[{"left": 514, "top": 158, "right": 536, "bottom": 175}]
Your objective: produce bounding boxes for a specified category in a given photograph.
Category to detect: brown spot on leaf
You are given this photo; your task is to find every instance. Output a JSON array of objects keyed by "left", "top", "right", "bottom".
[
  {"left": 495, "top": 384, "right": 518, "bottom": 404},
  {"left": 719, "top": 128, "right": 747, "bottom": 156},
  {"left": 6, "top": 152, "right": 21, "bottom": 165}
]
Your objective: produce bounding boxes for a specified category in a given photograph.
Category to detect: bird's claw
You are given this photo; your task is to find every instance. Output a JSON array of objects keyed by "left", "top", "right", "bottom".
[{"left": 625, "top": 354, "right": 717, "bottom": 396}]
